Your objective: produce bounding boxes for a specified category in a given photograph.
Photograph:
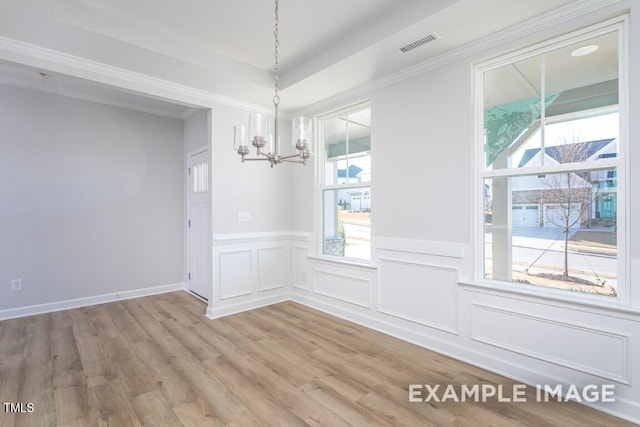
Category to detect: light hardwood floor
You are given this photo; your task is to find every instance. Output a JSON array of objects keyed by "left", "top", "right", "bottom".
[{"left": 0, "top": 292, "right": 635, "bottom": 426}]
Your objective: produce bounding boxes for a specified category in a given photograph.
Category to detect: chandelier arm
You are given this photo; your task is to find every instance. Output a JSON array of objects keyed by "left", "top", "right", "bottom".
[
  {"left": 279, "top": 153, "right": 304, "bottom": 160},
  {"left": 242, "top": 157, "right": 273, "bottom": 162}
]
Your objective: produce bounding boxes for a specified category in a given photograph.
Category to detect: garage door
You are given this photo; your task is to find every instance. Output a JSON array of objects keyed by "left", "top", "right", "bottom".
[
  {"left": 512, "top": 204, "right": 539, "bottom": 227},
  {"left": 543, "top": 203, "right": 581, "bottom": 229}
]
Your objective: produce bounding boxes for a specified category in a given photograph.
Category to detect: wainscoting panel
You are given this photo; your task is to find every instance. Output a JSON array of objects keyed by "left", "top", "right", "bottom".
[
  {"left": 378, "top": 258, "right": 459, "bottom": 334},
  {"left": 218, "top": 249, "right": 253, "bottom": 300},
  {"left": 257, "top": 246, "right": 287, "bottom": 292},
  {"left": 292, "top": 245, "right": 310, "bottom": 290},
  {"left": 313, "top": 269, "right": 372, "bottom": 308},
  {"left": 211, "top": 232, "right": 298, "bottom": 318},
  {"left": 470, "top": 303, "right": 630, "bottom": 383}
]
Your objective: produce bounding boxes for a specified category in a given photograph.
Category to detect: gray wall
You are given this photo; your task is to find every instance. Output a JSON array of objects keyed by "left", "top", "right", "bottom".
[{"left": 0, "top": 85, "right": 184, "bottom": 309}]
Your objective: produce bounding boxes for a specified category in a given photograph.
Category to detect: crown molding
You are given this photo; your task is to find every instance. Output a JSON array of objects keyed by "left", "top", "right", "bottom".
[
  {"left": 0, "top": 36, "right": 273, "bottom": 114},
  {"left": 292, "top": 0, "right": 625, "bottom": 117}
]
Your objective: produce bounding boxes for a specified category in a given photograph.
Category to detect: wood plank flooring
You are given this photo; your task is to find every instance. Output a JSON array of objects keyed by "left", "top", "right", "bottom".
[{"left": 0, "top": 292, "right": 635, "bottom": 426}]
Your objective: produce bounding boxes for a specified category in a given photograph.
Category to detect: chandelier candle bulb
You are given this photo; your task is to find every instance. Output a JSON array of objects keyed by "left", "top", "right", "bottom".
[
  {"left": 267, "top": 134, "right": 278, "bottom": 156},
  {"left": 292, "top": 116, "right": 313, "bottom": 150},
  {"left": 249, "top": 112, "right": 269, "bottom": 147},
  {"left": 234, "top": 124, "right": 248, "bottom": 150}
]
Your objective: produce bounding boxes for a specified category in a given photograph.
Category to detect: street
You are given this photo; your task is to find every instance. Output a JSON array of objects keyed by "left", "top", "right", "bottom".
[{"left": 485, "top": 227, "right": 617, "bottom": 295}]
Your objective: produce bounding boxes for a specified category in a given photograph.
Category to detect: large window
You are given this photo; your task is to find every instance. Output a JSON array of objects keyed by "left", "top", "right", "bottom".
[
  {"left": 319, "top": 105, "right": 371, "bottom": 260},
  {"left": 478, "top": 22, "right": 625, "bottom": 298}
]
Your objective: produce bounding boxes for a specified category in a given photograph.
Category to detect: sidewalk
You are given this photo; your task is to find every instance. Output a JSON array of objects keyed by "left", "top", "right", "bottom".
[{"left": 485, "top": 227, "right": 617, "bottom": 256}]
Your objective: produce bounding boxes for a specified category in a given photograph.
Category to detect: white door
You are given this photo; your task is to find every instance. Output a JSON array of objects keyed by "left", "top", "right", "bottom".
[{"left": 188, "top": 150, "right": 211, "bottom": 300}]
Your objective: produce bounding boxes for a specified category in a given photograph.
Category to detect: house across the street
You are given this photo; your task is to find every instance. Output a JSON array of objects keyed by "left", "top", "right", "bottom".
[{"left": 508, "top": 138, "right": 617, "bottom": 229}]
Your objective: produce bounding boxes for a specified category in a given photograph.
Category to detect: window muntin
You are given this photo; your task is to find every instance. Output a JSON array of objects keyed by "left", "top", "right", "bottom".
[
  {"left": 479, "top": 25, "right": 623, "bottom": 298},
  {"left": 320, "top": 105, "right": 371, "bottom": 261},
  {"left": 323, "top": 109, "right": 371, "bottom": 186},
  {"left": 484, "top": 32, "right": 619, "bottom": 171}
]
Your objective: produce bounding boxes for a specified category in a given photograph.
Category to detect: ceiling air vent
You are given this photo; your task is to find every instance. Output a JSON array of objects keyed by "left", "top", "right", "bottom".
[{"left": 395, "top": 32, "right": 441, "bottom": 54}]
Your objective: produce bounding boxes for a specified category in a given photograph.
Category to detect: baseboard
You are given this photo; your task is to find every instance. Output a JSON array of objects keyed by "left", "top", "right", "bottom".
[
  {"left": 290, "top": 292, "right": 640, "bottom": 425},
  {"left": 0, "top": 282, "right": 186, "bottom": 321},
  {"left": 206, "top": 292, "right": 289, "bottom": 319}
]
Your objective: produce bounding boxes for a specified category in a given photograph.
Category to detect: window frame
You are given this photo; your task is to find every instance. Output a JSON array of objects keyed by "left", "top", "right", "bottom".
[
  {"left": 316, "top": 101, "right": 372, "bottom": 264},
  {"left": 473, "top": 17, "right": 630, "bottom": 306}
]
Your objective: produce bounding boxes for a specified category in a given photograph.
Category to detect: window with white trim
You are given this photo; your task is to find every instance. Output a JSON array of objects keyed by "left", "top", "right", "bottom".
[
  {"left": 477, "top": 22, "right": 626, "bottom": 298},
  {"left": 319, "top": 104, "right": 371, "bottom": 260}
]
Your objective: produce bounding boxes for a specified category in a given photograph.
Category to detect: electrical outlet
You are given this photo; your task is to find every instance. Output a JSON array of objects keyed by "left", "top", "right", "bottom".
[
  {"left": 238, "top": 211, "right": 251, "bottom": 222},
  {"left": 301, "top": 272, "right": 307, "bottom": 283},
  {"left": 11, "top": 279, "right": 23, "bottom": 292}
]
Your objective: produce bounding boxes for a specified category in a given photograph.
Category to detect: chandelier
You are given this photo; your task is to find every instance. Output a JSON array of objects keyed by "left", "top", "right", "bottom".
[{"left": 234, "top": 0, "right": 313, "bottom": 167}]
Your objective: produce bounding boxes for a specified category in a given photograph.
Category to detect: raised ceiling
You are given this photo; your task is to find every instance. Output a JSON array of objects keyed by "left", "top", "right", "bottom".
[{"left": 0, "top": 0, "right": 582, "bottom": 112}]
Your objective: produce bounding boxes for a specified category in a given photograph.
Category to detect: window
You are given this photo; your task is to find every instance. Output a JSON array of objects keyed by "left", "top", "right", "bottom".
[
  {"left": 478, "top": 22, "right": 626, "bottom": 298},
  {"left": 192, "top": 163, "right": 209, "bottom": 193},
  {"left": 319, "top": 104, "right": 371, "bottom": 260}
]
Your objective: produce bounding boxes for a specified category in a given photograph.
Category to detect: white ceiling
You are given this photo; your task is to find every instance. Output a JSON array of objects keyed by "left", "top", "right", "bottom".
[{"left": 0, "top": 0, "right": 582, "bottom": 114}]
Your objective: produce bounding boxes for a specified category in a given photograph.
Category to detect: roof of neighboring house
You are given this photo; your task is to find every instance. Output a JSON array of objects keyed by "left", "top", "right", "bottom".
[
  {"left": 517, "top": 138, "right": 615, "bottom": 168},
  {"left": 337, "top": 164, "right": 363, "bottom": 178}
]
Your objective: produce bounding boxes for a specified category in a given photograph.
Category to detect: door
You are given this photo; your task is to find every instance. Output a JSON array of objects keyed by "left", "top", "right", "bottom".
[
  {"left": 188, "top": 150, "right": 211, "bottom": 300},
  {"left": 600, "top": 194, "right": 615, "bottom": 219}
]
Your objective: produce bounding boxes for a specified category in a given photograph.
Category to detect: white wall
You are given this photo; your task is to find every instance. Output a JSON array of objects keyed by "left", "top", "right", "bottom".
[
  {"left": 211, "top": 105, "right": 291, "bottom": 234},
  {"left": 372, "top": 62, "right": 472, "bottom": 243},
  {"left": 206, "top": 104, "right": 295, "bottom": 318},
  {"left": 184, "top": 110, "right": 210, "bottom": 154},
  {"left": 290, "top": 2, "right": 640, "bottom": 423},
  {"left": 289, "top": 147, "right": 315, "bottom": 233},
  {"left": 0, "top": 85, "right": 184, "bottom": 311}
]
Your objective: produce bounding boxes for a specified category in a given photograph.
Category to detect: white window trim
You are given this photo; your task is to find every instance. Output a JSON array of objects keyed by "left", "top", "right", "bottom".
[
  {"left": 472, "top": 16, "right": 631, "bottom": 309},
  {"left": 315, "top": 101, "right": 373, "bottom": 265}
]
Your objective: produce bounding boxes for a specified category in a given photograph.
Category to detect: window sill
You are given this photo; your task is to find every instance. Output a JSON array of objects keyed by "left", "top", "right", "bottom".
[
  {"left": 459, "top": 279, "right": 640, "bottom": 319},
  {"left": 307, "top": 255, "right": 378, "bottom": 270}
]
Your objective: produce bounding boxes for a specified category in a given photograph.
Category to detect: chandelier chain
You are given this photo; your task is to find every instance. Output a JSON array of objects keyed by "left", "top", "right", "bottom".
[
  {"left": 235, "top": 0, "right": 311, "bottom": 167},
  {"left": 273, "top": 0, "right": 280, "bottom": 106}
]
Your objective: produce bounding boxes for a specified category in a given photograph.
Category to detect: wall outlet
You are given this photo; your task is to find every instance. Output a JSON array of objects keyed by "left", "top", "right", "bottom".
[
  {"left": 301, "top": 272, "right": 307, "bottom": 283},
  {"left": 10, "top": 279, "right": 23, "bottom": 292},
  {"left": 238, "top": 211, "right": 251, "bottom": 222}
]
